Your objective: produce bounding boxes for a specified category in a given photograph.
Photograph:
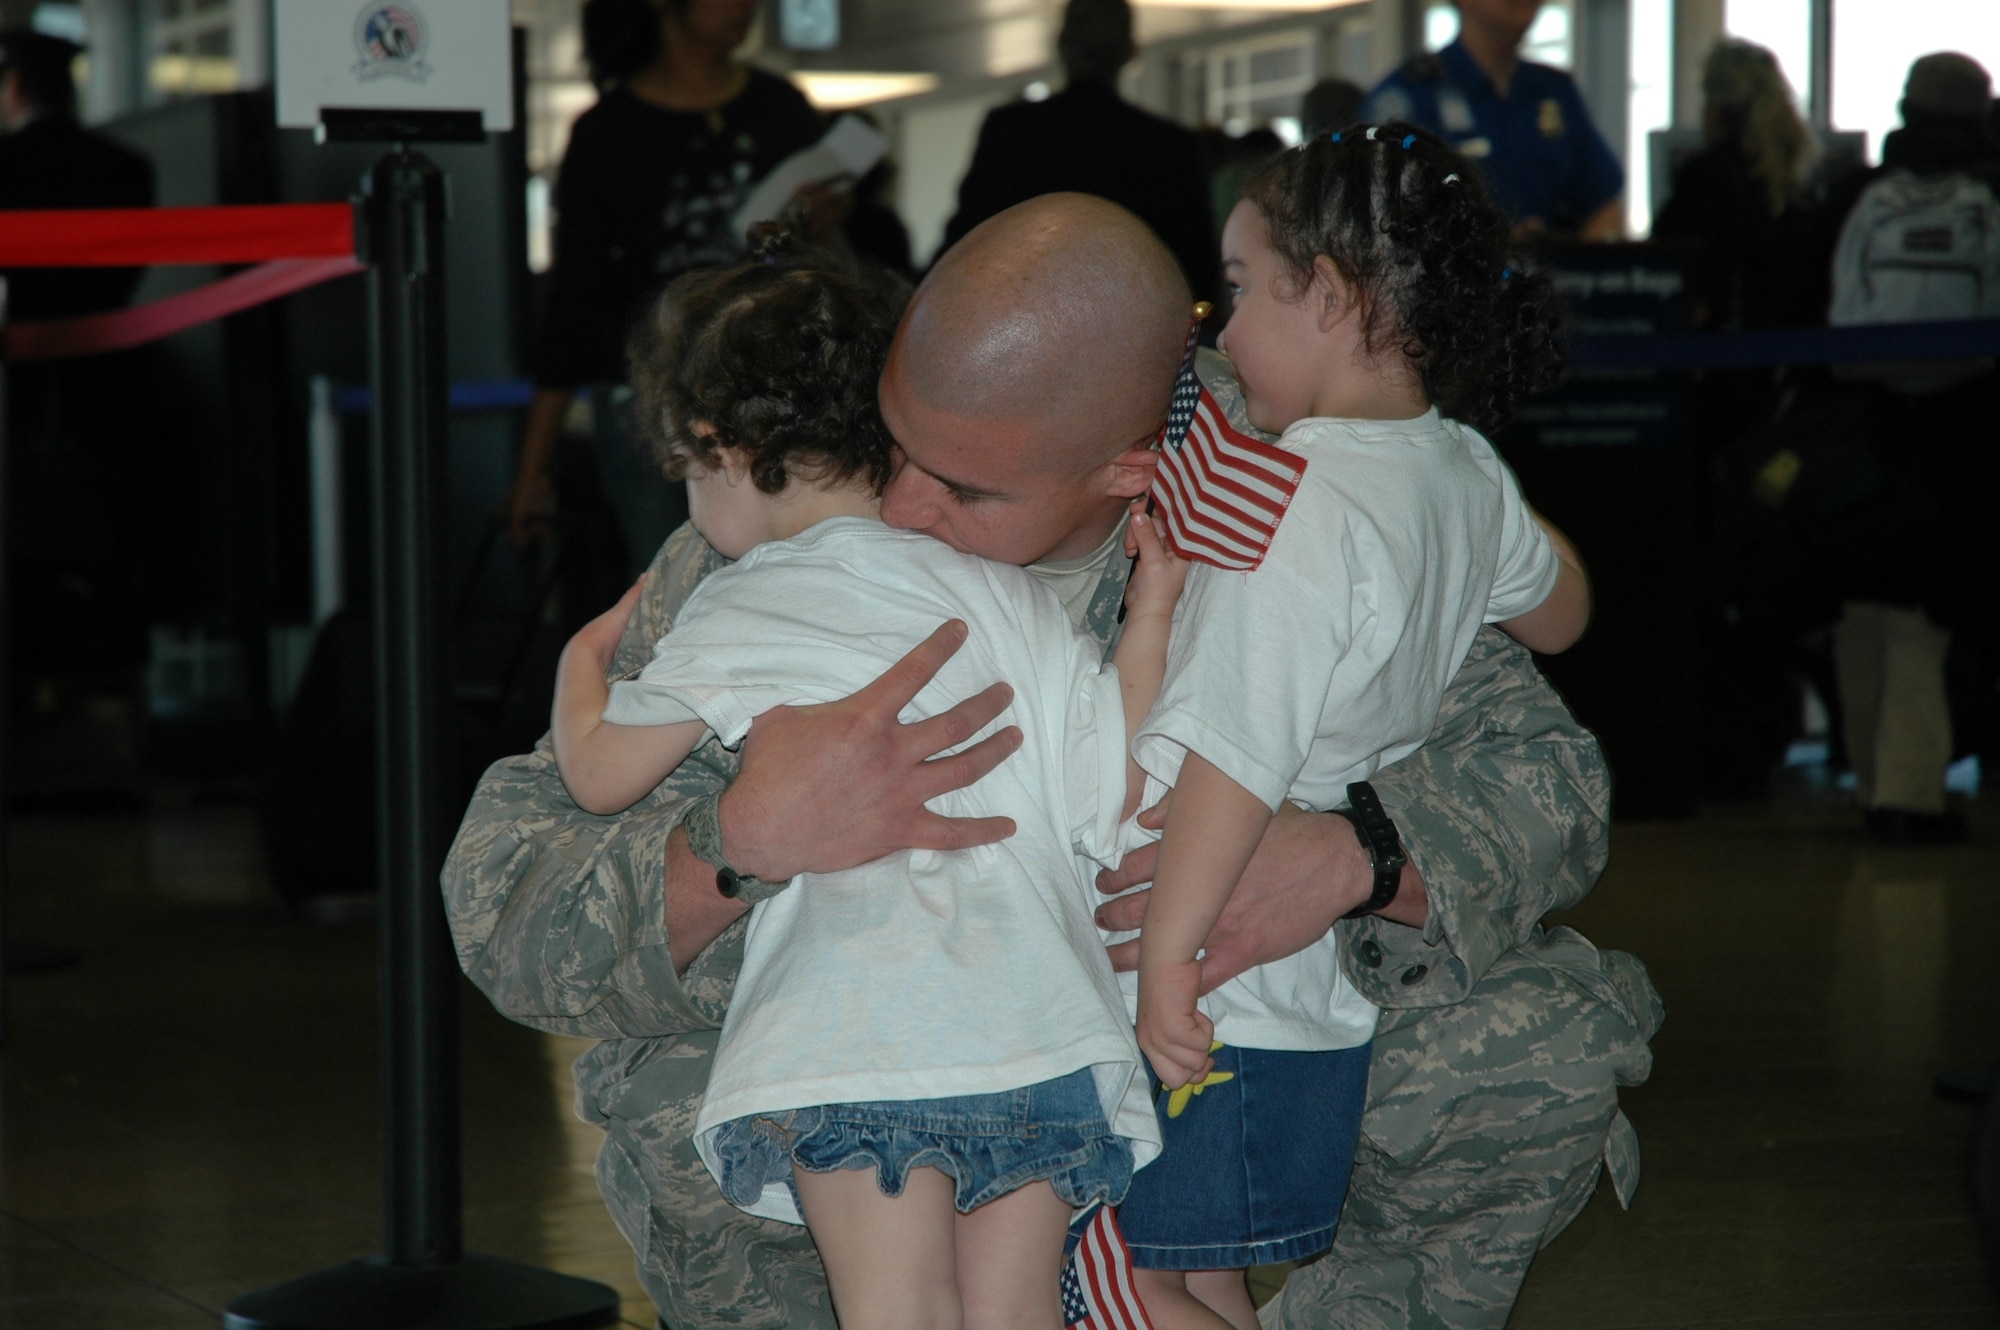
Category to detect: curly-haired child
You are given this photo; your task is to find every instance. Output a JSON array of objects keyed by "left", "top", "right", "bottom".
[
  {"left": 1112, "top": 125, "right": 1591, "bottom": 1329},
  {"left": 548, "top": 230, "right": 1188, "bottom": 1328}
]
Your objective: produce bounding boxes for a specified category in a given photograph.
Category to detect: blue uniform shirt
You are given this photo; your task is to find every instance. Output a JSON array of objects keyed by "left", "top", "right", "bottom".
[{"left": 1364, "top": 38, "right": 1623, "bottom": 232}]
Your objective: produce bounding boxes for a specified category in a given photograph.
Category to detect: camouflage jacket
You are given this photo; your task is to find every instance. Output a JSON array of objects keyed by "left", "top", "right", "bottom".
[{"left": 441, "top": 355, "right": 1655, "bottom": 1207}]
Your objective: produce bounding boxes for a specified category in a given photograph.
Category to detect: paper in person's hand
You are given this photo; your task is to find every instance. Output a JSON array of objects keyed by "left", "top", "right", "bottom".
[{"left": 731, "top": 114, "right": 890, "bottom": 237}]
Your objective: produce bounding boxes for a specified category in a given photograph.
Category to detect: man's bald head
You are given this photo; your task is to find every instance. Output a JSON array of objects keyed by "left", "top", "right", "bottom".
[{"left": 888, "top": 194, "right": 1192, "bottom": 475}]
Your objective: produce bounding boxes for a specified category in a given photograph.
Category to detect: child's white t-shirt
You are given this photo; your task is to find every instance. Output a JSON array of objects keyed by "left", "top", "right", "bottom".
[
  {"left": 602, "top": 517, "right": 1161, "bottom": 1224},
  {"left": 1116, "top": 410, "right": 1558, "bottom": 1053}
]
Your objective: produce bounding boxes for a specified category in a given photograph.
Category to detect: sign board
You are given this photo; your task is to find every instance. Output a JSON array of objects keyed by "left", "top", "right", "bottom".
[{"left": 275, "top": 0, "right": 512, "bottom": 133}]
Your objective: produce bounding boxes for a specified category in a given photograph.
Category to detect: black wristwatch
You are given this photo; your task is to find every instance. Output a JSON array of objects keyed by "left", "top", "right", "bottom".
[{"left": 1333, "top": 781, "right": 1406, "bottom": 919}]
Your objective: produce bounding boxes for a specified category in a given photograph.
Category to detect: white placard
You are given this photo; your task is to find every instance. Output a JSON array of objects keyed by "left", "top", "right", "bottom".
[
  {"left": 731, "top": 115, "right": 889, "bottom": 237},
  {"left": 275, "top": 0, "right": 513, "bottom": 132}
]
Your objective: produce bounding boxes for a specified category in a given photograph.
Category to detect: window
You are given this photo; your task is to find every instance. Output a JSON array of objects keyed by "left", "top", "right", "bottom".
[{"left": 1199, "top": 29, "right": 1319, "bottom": 136}]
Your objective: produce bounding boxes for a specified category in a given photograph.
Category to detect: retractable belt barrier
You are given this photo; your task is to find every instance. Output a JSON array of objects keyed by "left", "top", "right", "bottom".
[{"left": 0, "top": 203, "right": 362, "bottom": 361}]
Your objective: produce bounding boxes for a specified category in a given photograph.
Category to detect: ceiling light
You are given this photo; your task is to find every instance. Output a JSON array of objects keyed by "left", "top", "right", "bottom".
[
  {"left": 1133, "top": 0, "right": 1363, "bottom": 10},
  {"left": 793, "top": 72, "right": 941, "bottom": 109}
]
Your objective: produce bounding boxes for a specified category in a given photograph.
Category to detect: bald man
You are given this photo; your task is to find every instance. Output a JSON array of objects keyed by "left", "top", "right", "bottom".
[{"left": 445, "top": 195, "right": 1659, "bottom": 1330}]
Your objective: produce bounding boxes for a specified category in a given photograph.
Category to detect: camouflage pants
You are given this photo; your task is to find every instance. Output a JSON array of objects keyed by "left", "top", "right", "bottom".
[
  {"left": 585, "top": 935, "right": 1655, "bottom": 1330},
  {"left": 1260, "top": 940, "right": 1658, "bottom": 1330}
]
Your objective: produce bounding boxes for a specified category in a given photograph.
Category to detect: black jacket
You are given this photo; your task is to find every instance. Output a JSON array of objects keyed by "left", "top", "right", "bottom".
[
  {"left": 0, "top": 114, "right": 155, "bottom": 321},
  {"left": 941, "top": 79, "right": 1218, "bottom": 305}
]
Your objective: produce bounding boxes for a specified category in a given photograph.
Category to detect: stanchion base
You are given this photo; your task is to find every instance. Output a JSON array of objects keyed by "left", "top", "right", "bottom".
[{"left": 222, "top": 1252, "right": 621, "bottom": 1330}]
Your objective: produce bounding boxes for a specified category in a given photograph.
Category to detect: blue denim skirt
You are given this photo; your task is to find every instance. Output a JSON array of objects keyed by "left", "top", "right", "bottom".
[
  {"left": 1117, "top": 1041, "right": 1371, "bottom": 1270},
  {"left": 708, "top": 1067, "right": 1136, "bottom": 1216}
]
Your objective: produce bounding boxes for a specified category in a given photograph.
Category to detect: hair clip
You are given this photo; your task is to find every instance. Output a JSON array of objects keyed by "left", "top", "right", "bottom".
[
  {"left": 1442, "top": 172, "right": 1461, "bottom": 185},
  {"left": 1401, "top": 134, "right": 1416, "bottom": 149},
  {"left": 1501, "top": 267, "right": 1513, "bottom": 281},
  {"left": 1365, "top": 126, "right": 1380, "bottom": 140},
  {"left": 1330, "top": 130, "right": 1342, "bottom": 142}
]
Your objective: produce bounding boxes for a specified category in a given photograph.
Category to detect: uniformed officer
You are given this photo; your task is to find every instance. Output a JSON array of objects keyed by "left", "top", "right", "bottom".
[{"left": 1364, "top": 0, "right": 1623, "bottom": 241}]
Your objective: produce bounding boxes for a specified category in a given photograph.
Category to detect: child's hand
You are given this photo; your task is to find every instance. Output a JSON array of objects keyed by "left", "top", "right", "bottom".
[
  {"left": 1136, "top": 958, "right": 1215, "bottom": 1090},
  {"left": 571, "top": 575, "right": 647, "bottom": 676},
  {"left": 1122, "top": 502, "right": 1189, "bottom": 623}
]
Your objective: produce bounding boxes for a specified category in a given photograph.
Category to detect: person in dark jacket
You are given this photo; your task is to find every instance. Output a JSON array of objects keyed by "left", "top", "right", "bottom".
[
  {"left": 505, "top": 0, "right": 824, "bottom": 563},
  {"left": 1651, "top": 40, "right": 1816, "bottom": 331},
  {"left": 0, "top": 29, "right": 155, "bottom": 322},
  {"left": 1803, "top": 52, "right": 1999, "bottom": 844},
  {"left": 940, "top": 0, "right": 1218, "bottom": 306}
]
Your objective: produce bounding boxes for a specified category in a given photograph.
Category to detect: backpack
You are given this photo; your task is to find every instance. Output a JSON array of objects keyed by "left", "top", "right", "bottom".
[{"left": 1829, "top": 167, "right": 2000, "bottom": 392}]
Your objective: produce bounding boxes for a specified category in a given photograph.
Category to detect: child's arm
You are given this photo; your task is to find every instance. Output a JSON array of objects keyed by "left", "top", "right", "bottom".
[
  {"left": 1498, "top": 513, "right": 1591, "bottom": 655},
  {"left": 551, "top": 579, "right": 708, "bottom": 816},
  {"left": 1110, "top": 506, "right": 1189, "bottom": 820},
  {"left": 1136, "top": 753, "right": 1271, "bottom": 1089}
]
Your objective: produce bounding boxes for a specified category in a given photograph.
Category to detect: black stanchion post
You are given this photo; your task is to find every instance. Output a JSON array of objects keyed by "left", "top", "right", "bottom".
[
  {"left": 222, "top": 149, "right": 617, "bottom": 1330},
  {"left": 0, "top": 276, "right": 10, "bottom": 1048},
  {"left": 368, "top": 146, "right": 461, "bottom": 1271}
]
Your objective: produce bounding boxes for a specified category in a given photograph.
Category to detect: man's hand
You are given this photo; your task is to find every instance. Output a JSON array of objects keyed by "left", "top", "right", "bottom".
[
  {"left": 716, "top": 620, "right": 1023, "bottom": 881},
  {"left": 1097, "top": 802, "right": 1427, "bottom": 991}
]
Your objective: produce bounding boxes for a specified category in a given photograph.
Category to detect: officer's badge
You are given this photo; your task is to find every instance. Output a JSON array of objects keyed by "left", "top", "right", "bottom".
[{"left": 1539, "top": 97, "right": 1564, "bottom": 137}]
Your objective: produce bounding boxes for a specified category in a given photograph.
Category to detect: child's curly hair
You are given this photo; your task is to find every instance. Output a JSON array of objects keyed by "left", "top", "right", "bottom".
[
  {"left": 1240, "top": 123, "right": 1564, "bottom": 433},
  {"left": 627, "top": 227, "right": 912, "bottom": 496}
]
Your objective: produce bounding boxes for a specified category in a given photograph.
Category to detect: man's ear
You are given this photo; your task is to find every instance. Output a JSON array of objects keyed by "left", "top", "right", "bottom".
[{"left": 1104, "top": 447, "right": 1160, "bottom": 500}]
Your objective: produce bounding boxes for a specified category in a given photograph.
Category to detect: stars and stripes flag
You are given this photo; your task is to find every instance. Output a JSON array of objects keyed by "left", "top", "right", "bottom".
[
  {"left": 1147, "top": 307, "right": 1307, "bottom": 572},
  {"left": 1063, "top": 1203, "right": 1155, "bottom": 1330}
]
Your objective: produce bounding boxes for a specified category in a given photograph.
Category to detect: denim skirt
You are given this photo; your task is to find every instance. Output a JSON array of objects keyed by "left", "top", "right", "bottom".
[
  {"left": 1117, "top": 1041, "right": 1371, "bottom": 1270},
  {"left": 708, "top": 1067, "right": 1135, "bottom": 1216}
]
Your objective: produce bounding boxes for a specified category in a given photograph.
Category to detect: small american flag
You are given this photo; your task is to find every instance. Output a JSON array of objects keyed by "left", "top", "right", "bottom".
[
  {"left": 1148, "top": 312, "right": 1307, "bottom": 572},
  {"left": 1063, "top": 1204, "right": 1155, "bottom": 1330}
]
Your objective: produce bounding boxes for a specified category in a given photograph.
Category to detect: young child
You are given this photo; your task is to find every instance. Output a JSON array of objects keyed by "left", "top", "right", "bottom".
[
  {"left": 1116, "top": 125, "right": 1589, "bottom": 1329},
  {"left": 549, "top": 235, "right": 1186, "bottom": 1329}
]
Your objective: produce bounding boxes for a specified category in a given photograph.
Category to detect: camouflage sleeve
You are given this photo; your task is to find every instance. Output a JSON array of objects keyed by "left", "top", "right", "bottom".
[
  {"left": 1336, "top": 628, "right": 1613, "bottom": 1010},
  {"left": 441, "top": 523, "right": 741, "bottom": 1039}
]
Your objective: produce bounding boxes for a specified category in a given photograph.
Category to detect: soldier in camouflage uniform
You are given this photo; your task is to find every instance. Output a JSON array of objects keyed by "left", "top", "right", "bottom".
[{"left": 443, "top": 195, "right": 1661, "bottom": 1330}]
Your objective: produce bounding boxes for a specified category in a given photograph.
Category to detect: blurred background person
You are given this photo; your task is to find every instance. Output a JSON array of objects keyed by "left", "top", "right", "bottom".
[
  {"left": 1651, "top": 40, "right": 1816, "bottom": 332},
  {"left": 1809, "top": 52, "right": 1999, "bottom": 843},
  {"left": 504, "top": 0, "right": 823, "bottom": 573},
  {"left": 1299, "top": 76, "right": 1366, "bottom": 140},
  {"left": 1364, "top": 0, "right": 1623, "bottom": 241},
  {"left": 940, "top": 0, "right": 1219, "bottom": 307},
  {"left": 1, "top": 27, "right": 158, "bottom": 818}
]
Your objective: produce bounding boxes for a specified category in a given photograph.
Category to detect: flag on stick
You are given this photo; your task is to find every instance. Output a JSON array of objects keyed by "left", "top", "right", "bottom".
[
  {"left": 1063, "top": 1204, "right": 1156, "bottom": 1330},
  {"left": 1147, "top": 307, "right": 1307, "bottom": 572}
]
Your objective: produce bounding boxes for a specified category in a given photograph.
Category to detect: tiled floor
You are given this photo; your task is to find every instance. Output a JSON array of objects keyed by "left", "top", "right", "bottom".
[{"left": 2, "top": 782, "right": 1995, "bottom": 1328}]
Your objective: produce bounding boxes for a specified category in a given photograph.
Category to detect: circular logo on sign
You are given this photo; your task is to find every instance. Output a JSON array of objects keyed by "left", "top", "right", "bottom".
[{"left": 353, "top": 3, "right": 431, "bottom": 82}]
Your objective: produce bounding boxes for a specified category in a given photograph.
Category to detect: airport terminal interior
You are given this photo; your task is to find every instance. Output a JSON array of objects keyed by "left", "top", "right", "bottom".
[{"left": 5, "top": 0, "right": 2000, "bottom": 1326}]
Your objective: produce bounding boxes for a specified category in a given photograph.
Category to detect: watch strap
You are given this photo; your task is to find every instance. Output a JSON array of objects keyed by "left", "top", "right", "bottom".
[
  {"left": 1334, "top": 781, "right": 1407, "bottom": 919},
  {"left": 681, "top": 791, "right": 786, "bottom": 905}
]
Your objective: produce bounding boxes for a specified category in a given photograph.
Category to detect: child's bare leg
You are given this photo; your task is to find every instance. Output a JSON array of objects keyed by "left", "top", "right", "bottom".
[
  {"left": 794, "top": 1163, "right": 962, "bottom": 1330},
  {"left": 1134, "top": 1268, "right": 1240, "bottom": 1330},
  {"left": 953, "top": 1180, "right": 1071, "bottom": 1330},
  {"left": 1186, "top": 1269, "right": 1258, "bottom": 1330}
]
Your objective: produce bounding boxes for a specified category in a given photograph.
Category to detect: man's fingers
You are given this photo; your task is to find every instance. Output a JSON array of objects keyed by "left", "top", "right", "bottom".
[
  {"left": 1137, "top": 794, "right": 1170, "bottom": 830},
  {"left": 915, "top": 724, "right": 1021, "bottom": 801},
  {"left": 1094, "top": 889, "right": 1148, "bottom": 935},
  {"left": 903, "top": 810, "right": 1016, "bottom": 853},
  {"left": 1096, "top": 842, "right": 1159, "bottom": 897},
  {"left": 860, "top": 620, "right": 968, "bottom": 713},
  {"left": 904, "top": 681, "right": 1014, "bottom": 758},
  {"left": 1103, "top": 937, "right": 1139, "bottom": 973}
]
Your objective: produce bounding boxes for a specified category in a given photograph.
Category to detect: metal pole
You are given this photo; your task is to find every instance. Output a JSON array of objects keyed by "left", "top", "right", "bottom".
[
  {"left": 0, "top": 276, "right": 10, "bottom": 1048},
  {"left": 364, "top": 148, "right": 461, "bottom": 1269},
  {"left": 222, "top": 150, "right": 616, "bottom": 1330}
]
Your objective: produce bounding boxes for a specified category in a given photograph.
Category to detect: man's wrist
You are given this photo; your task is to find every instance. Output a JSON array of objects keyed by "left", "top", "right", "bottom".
[{"left": 688, "top": 790, "right": 785, "bottom": 904}]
